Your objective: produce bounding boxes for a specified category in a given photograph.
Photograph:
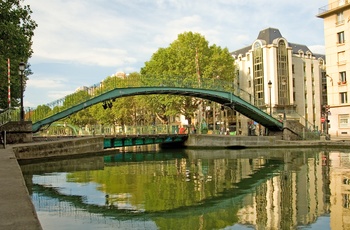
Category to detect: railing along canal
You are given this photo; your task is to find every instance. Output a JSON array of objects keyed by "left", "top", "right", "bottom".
[{"left": 0, "top": 76, "right": 259, "bottom": 125}]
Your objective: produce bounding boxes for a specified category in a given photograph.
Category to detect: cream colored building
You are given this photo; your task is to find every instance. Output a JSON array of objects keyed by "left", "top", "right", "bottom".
[
  {"left": 318, "top": 0, "right": 350, "bottom": 138},
  {"left": 232, "top": 28, "right": 326, "bottom": 136}
]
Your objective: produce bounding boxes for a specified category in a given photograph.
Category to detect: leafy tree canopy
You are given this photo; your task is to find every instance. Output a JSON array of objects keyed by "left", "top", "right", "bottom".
[
  {"left": 140, "top": 31, "right": 236, "bottom": 125},
  {"left": 0, "top": 0, "right": 37, "bottom": 109}
]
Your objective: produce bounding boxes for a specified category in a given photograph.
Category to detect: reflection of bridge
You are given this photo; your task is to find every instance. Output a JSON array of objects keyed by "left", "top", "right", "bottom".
[
  {"left": 104, "top": 134, "right": 188, "bottom": 148},
  {"left": 0, "top": 78, "right": 283, "bottom": 133},
  {"left": 27, "top": 156, "right": 283, "bottom": 221}
]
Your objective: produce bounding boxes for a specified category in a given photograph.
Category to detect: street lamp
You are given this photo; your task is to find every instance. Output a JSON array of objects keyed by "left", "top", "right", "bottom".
[
  {"left": 19, "top": 62, "right": 25, "bottom": 121},
  {"left": 268, "top": 80, "right": 272, "bottom": 116},
  {"left": 281, "top": 80, "right": 286, "bottom": 121}
]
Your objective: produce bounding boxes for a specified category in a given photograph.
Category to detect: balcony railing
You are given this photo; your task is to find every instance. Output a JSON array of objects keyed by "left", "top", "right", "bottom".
[{"left": 318, "top": 0, "right": 350, "bottom": 15}]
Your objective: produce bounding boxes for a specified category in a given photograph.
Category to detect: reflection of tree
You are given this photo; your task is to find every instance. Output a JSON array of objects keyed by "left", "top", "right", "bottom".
[
  {"left": 25, "top": 148, "right": 334, "bottom": 229},
  {"left": 33, "top": 157, "right": 281, "bottom": 229},
  {"left": 67, "top": 157, "right": 278, "bottom": 213}
]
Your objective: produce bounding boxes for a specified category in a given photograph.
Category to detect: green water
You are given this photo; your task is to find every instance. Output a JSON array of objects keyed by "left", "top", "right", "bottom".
[{"left": 21, "top": 147, "right": 346, "bottom": 230}]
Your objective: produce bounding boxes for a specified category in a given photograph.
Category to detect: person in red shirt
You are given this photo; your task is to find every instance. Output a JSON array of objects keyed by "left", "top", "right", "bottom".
[{"left": 179, "top": 126, "right": 187, "bottom": 134}]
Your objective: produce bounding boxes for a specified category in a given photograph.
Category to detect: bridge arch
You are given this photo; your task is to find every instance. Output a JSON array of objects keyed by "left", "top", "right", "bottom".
[{"left": 32, "top": 87, "right": 283, "bottom": 132}]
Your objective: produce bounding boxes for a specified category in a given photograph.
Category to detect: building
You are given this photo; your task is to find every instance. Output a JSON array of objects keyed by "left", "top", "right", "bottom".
[
  {"left": 317, "top": 0, "right": 350, "bottom": 138},
  {"left": 232, "top": 28, "right": 326, "bottom": 136}
]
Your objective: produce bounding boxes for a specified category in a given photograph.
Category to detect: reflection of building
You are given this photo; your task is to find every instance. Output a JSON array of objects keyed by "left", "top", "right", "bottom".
[
  {"left": 232, "top": 28, "right": 326, "bottom": 135},
  {"left": 235, "top": 152, "right": 329, "bottom": 229},
  {"left": 329, "top": 151, "right": 350, "bottom": 230},
  {"left": 317, "top": 1, "right": 350, "bottom": 137}
]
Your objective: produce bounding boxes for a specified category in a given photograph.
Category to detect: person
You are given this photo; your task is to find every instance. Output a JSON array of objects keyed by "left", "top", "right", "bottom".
[
  {"left": 251, "top": 124, "right": 256, "bottom": 136},
  {"left": 179, "top": 126, "right": 186, "bottom": 134},
  {"left": 220, "top": 126, "right": 225, "bottom": 135},
  {"left": 192, "top": 126, "right": 197, "bottom": 134}
]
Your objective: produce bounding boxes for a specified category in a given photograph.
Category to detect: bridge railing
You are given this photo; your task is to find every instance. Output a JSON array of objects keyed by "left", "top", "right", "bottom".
[
  {"left": 0, "top": 75, "right": 263, "bottom": 126},
  {"left": 0, "top": 108, "right": 21, "bottom": 124},
  {"left": 35, "top": 124, "right": 185, "bottom": 136}
]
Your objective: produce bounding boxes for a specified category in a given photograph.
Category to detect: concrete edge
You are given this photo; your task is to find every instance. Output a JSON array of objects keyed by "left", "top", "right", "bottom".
[{"left": 0, "top": 146, "right": 43, "bottom": 230}]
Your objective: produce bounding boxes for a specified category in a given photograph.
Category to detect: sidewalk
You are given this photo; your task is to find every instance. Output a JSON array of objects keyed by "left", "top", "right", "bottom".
[{"left": 0, "top": 145, "right": 42, "bottom": 230}]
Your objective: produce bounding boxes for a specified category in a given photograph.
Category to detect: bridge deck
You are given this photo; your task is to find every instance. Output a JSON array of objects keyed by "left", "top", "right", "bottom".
[{"left": 30, "top": 87, "right": 283, "bottom": 133}]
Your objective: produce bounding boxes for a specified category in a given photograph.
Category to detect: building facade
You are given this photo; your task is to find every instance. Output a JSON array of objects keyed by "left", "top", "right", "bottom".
[
  {"left": 232, "top": 28, "right": 326, "bottom": 136},
  {"left": 318, "top": 0, "right": 350, "bottom": 138}
]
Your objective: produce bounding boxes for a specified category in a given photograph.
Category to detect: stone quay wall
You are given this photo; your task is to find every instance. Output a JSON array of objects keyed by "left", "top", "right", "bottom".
[
  {"left": 0, "top": 121, "right": 33, "bottom": 144},
  {"left": 185, "top": 134, "right": 277, "bottom": 148},
  {"left": 12, "top": 136, "right": 104, "bottom": 161}
]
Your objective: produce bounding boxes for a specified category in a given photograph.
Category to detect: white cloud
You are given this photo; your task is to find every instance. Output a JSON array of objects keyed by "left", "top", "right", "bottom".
[
  {"left": 24, "top": 0, "right": 328, "bottom": 107},
  {"left": 27, "top": 78, "right": 67, "bottom": 89}
]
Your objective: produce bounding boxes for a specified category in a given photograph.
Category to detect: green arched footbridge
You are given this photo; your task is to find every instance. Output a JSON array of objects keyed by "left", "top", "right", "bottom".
[{"left": 31, "top": 87, "right": 283, "bottom": 133}]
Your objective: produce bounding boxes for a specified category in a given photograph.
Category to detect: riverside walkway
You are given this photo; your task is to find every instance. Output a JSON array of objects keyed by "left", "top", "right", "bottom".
[{"left": 0, "top": 145, "right": 42, "bottom": 230}]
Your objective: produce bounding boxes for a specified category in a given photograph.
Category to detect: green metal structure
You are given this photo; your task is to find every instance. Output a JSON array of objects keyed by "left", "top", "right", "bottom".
[
  {"left": 103, "top": 134, "right": 188, "bottom": 148},
  {"left": 31, "top": 87, "right": 283, "bottom": 133}
]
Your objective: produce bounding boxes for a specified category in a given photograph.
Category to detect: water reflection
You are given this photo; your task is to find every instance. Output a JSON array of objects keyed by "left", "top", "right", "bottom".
[{"left": 20, "top": 147, "right": 349, "bottom": 229}]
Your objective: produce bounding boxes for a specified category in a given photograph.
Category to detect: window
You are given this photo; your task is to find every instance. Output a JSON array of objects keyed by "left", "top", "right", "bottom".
[
  {"left": 339, "top": 114, "right": 349, "bottom": 128},
  {"left": 338, "top": 51, "right": 346, "bottom": 64},
  {"left": 340, "top": 92, "right": 348, "bottom": 104},
  {"left": 337, "top": 12, "right": 344, "bottom": 25},
  {"left": 340, "top": 71, "right": 347, "bottom": 82},
  {"left": 277, "top": 40, "right": 289, "bottom": 106},
  {"left": 253, "top": 42, "right": 264, "bottom": 106},
  {"left": 338, "top": 31, "right": 345, "bottom": 44}
]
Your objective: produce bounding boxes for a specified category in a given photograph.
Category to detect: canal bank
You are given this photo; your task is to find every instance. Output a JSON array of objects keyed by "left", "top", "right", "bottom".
[
  {"left": 0, "top": 136, "right": 105, "bottom": 230},
  {"left": 184, "top": 134, "right": 350, "bottom": 149},
  {"left": 1, "top": 135, "right": 350, "bottom": 230},
  {"left": 0, "top": 146, "right": 42, "bottom": 230}
]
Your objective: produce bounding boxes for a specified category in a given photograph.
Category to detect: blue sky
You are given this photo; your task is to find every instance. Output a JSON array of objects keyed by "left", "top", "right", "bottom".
[{"left": 25, "top": 0, "right": 328, "bottom": 107}]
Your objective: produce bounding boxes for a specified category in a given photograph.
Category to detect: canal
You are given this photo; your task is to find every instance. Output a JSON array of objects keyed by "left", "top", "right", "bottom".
[{"left": 19, "top": 146, "right": 349, "bottom": 229}]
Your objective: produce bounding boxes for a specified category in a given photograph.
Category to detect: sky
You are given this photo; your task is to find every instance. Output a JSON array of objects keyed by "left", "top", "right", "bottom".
[{"left": 24, "top": 0, "right": 328, "bottom": 107}]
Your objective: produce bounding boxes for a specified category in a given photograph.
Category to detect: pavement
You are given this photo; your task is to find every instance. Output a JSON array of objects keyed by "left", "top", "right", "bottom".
[{"left": 0, "top": 145, "right": 42, "bottom": 230}]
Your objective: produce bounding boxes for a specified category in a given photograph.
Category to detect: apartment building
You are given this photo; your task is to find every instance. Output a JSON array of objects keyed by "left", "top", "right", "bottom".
[
  {"left": 232, "top": 28, "right": 326, "bottom": 135},
  {"left": 318, "top": 0, "right": 350, "bottom": 138}
]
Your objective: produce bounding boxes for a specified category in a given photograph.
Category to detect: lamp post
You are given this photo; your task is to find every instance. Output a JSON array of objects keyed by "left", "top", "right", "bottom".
[
  {"left": 19, "top": 62, "right": 25, "bottom": 121},
  {"left": 268, "top": 80, "right": 272, "bottom": 116},
  {"left": 281, "top": 80, "right": 286, "bottom": 121}
]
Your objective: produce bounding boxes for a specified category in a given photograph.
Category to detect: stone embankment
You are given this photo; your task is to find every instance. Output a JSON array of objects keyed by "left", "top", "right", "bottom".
[
  {"left": 13, "top": 136, "right": 104, "bottom": 161},
  {"left": 1, "top": 134, "right": 350, "bottom": 230},
  {"left": 0, "top": 136, "right": 105, "bottom": 230},
  {"left": 185, "top": 134, "right": 350, "bottom": 149}
]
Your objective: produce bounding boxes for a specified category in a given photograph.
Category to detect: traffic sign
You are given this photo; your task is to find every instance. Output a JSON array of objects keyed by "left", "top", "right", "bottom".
[{"left": 321, "top": 117, "right": 325, "bottom": 123}]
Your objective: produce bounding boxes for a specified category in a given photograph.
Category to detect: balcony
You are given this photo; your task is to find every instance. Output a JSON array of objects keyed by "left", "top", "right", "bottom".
[{"left": 318, "top": 0, "right": 350, "bottom": 17}]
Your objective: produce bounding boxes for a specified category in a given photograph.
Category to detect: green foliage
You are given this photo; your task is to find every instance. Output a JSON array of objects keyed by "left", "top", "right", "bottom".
[
  {"left": 31, "top": 32, "right": 235, "bottom": 130},
  {"left": 31, "top": 104, "right": 51, "bottom": 122},
  {"left": 140, "top": 31, "right": 236, "bottom": 125},
  {"left": 0, "top": 0, "right": 37, "bottom": 108}
]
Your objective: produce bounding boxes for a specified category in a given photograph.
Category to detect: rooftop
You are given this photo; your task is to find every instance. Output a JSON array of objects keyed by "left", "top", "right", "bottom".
[{"left": 232, "top": 27, "right": 324, "bottom": 59}]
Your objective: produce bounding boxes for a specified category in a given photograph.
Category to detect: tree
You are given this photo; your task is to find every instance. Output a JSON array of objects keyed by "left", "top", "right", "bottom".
[
  {"left": 140, "top": 32, "right": 235, "bottom": 126},
  {"left": 0, "top": 0, "right": 37, "bottom": 109}
]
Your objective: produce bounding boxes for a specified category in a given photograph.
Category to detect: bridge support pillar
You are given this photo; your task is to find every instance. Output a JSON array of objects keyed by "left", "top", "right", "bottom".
[
  {"left": 0, "top": 121, "right": 32, "bottom": 144},
  {"left": 282, "top": 120, "right": 304, "bottom": 140},
  {"left": 267, "top": 130, "right": 283, "bottom": 139}
]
